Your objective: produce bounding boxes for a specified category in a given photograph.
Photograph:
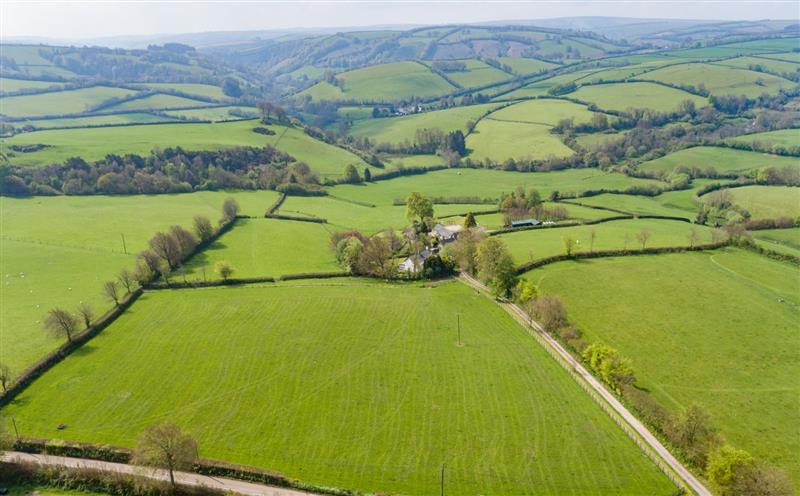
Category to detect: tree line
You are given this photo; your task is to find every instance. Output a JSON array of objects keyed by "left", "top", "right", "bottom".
[{"left": 0, "top": 146, "right": 324, "bottom": 197}]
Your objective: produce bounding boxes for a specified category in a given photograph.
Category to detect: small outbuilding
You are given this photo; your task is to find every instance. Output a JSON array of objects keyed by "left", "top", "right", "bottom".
[
  {"left": 510, "top": 218, "right": 540, "bottom": 228},
  {"left": 432, "top": 223, "right": 462, "bottom": 243}
]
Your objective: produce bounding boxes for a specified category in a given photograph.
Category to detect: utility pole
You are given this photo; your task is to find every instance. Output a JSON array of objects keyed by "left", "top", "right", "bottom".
[
  {"left": 11, "top": 417, "right": 19, "bottom": 441},
  {"left": 440, "top": 463, "right": 445, "bottom": 496},
  {"left": 121, "top": 234, "right": 127, "bottom": 254}
]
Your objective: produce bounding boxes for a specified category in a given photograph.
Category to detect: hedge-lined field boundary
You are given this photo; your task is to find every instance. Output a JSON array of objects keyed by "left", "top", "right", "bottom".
[
  {"left": 0, "top": 289, "right": 142, "bottom": 408},
  {"left": 489, "top": 214, "right": 693, "bottom": 235},
  {"left": 10, "top": 438, "right": 362, "bottom": 496},
  {"left": 145, "top": 271, "right": 349, "bottom": 289},
  {"left": 515, "top": 240, "right": 730, "bottom": 274}
]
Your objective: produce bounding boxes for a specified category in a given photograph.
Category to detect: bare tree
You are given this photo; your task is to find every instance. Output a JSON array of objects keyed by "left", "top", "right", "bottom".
[
  {"left": 118, "top": 268, "right": 135, "bottom": 294},
  {"left": 687, "top": 227, "right": 700, "bottom": 248},
  {"left": 636, "top": 229, "right": 652, "bottom": 249},
  {"left": 193, "top": 215, "right": 214, "bottom": 243},
  {"left": 149, "top": 232, "right": 182, "bottom": 269},
  {"left": 139, "top": 250, "right": 161, "bottom": 276},
  {"left": 563, "top": 235, "right": 578, "bottom": 256},
  {"left": 104, "top": 281, "right": 120, "bottom": 306},
  {"left": 222, "top": 198, "right": 240, "bottom": 222},
  {"left": 76, "top": 303, "right": 94, "bottom": 329},
  {"left": 133, "top": 423, "right": 198, "bottom": 487},
  {"left": 169, "top": 225, "right": 197, "bottom": 259},
  {"left": 44, "top": 308, "right": 79, "bottom": 342},
  {"left": 0, "top": 363, "right": 13, "bottom": 391}
]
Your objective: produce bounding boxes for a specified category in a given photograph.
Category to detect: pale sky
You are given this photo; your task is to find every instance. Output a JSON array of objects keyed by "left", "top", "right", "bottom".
[{"left": 1, "top": 1, "right": 797, "bottom": 40}]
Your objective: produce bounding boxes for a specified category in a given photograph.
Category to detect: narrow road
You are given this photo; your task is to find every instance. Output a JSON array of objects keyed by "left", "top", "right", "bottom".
[
  {"left": 459, "top": 273, "right": 713, "bottom": 496},
  {"left": 1, "top": 451, "right": 318, "bottom": 496}
]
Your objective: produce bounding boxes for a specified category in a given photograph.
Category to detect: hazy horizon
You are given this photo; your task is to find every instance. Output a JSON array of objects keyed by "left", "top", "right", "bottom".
[{"left": 2, "top": 1, "right": 798, "bottom": 42}]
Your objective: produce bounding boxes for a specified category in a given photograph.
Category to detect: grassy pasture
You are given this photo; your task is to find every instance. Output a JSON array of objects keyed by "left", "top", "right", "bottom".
[
  {"left": 752, "top": 228, "right": 800, "bottom": 257},
  {"left": 0, "top": 190, "right": 279, "bottom": 373},
  {"left": 0, "top": 86, "right": 139, "bottom": 117},
  {"left": 499, "top": 218, "right": 713, "bottom": 264},
  {"left": 0, "top": 77, "right": 66, "bottom": 93},
  {"left": 569, "top": 82, "right": 707, "bottom": 113},
  {"left": 328, "top": 168, "right": 666, "bottom": 207},
  {"left": 637, "top": 63, "right": 794, "bottom": 97},
  {"left": 279, "top": 196, "right": 487, "bottom": 234},
  {"left": 299, "top": 61, "right": 456, "bottom": 102},
  {"left": 466, "top": 119, "right": 574, "bottom": 161},
  {"left": 447, "top": 201, "right": 614, "bottom": 231},
  {"left": 2, "top": 120, "right": 370, "bottom": 178},
  {"left": 1, "top": 45, "right": 56, "bottom": 65},
  {"left": 2, "top": 281, "right": 675, "bottom": 495},
  {"left": 575, "top": 194, "right": 696, "bottom": 218},
  {"left": 639, "top": 146, "right": 799, "bottom": 175},
  {"left": 723, "top": 186, "right": 800, "bottom": 219},
  {"left": 164, "top": 106, "right": 259, "bottom": 121},
  {"left": 105, "top": 94, "right": 210, "bottom": 111},
  {"left": 131, "top": 83, "right": 227, "bottom": 100},
  {"left": 488, "top": 98, "right": 598, "bottom": 126},
  {"left": 348, "top": 103, "right": 501, "bottom": 144},
  {"left": 726, "top": 129, "right": 800, "bottom": 148},
  {"left": 175, "top": 219, "right": 339, "bottom": 280},
  {"left": 760, "top": 52, "right": 800, "bottom": 63},
  {"left": 718, "top": 56, "right": 800, "bottom": 75},
  {"left": 526, "top": 249, "right": 800, "bottom": 486},
  {"left": 12, "top": 113, "right": 175, "bottom": 130},
  {"left": 382, "top": 154, "right": 443, "bottom": 169},
  {"left": 497, "top": 57, "right": 558, "bottom": 75},
  {"left": 573, "top": 129, "right": 630, "bottom": 148},
  {"left": 499, "top": 70, "right": 598, "bottom": 99},
  {"left": 439, "top": 59, "right": 511, "bottom": 88}
]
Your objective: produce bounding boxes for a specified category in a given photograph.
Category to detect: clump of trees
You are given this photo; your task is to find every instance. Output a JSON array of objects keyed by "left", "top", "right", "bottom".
[
  {"left": 405, "top": 192, "right": 434, "bottom": 232},
  {"left": 331, "top": 230, "right": 399, "bottom": 279},
  {"left": 0, "top": 146, "right": 325, "bottom": 197},
  {"left": 474, "top": 237, "right": 517, "bottom": 297},
  {"left": 497, "top": 188, "right": 569, "bottom": 226}
]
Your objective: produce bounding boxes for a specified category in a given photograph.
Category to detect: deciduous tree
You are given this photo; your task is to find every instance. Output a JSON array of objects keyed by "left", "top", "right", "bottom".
[
  {"left": 133, "top": 423, "right": 198, "bottom": 487},
  {"left": 0, "top": 363, "right": 12, "bottom": 392},
  {"left": 222, "top": 197, "right": 240, "bottom": 222},
  {"left": 636, "top": 229, "right": 652, "bottom": 249},
  {"left": 104, "top": 281, "right": 120, "bottom": 306},
  {"left": 214, "top": 261, "right": 234, "bottom": 281},
  {"left": 76, "top": 303, "right": 94, "bottom": 329},
  {"left": 44, "top": 308, "right": 79, "bottom": 342},
  {"left": 405, "top": 192, "right": 434, "bottom": 224},
  {"left": 117, "top": 268, "right": 135, "bottom": 294},
  {"left": 149, "top": 232, "right": 182, "bottom": 269},
  {"left": 193, "top": 215, "right": 214, "bottom": 243}
]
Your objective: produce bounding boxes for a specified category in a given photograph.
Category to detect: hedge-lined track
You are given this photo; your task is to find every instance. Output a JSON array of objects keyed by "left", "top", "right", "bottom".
[
  {"left": 2, "top": 281, "right": 676, "bottom": 495},
  {"left": 526, "top": 249, "right": 800, "bottom": 488}
]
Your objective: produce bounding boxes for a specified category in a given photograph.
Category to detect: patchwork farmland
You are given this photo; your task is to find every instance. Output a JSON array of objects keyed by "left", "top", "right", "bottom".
[{"left": 1, "top": 18, "right": 799, "bottom": 496}]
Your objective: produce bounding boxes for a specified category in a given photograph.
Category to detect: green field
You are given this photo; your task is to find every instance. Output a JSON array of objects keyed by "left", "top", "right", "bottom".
[
  {"left": 498, "top": 57, "right": 558, "bottom": 75},
  {"left": 132, "top": 83, "right": 228, "bottom": 100},
  {"left": 574, "top": 129, "right": 630, "bottom": 148},
  {"left": 488, "top": 98, "right": 599, "bottom": 126},
  {"left": 2, "top": 120, "right": 370, "bottom": 178},
  {"left": 639, "top": 146, "right": 799, "bottom": 175},
  {"left": 348, "top": 103, "right": 501, "bottom": 144},
  {"left": 437, "top": 59, "right": 511, "bottom": 88},
  {"left": 299, "top": 61, "right": 457, "bottom": 102},
  {"left": 11, "top": 112, "right": 175, "bottom": 130},
  {"left": 0, "top": 86, "right": 139, "bottom": 117},
  {"left": 163, "top": 105, "right": 259, "bottom": 121},
  {"left": 526, "top": 249, "right": 800, "bottom": 486},
  {"left": 383, "top": 154, "right": 443, "bottom": 169},
  {"left": 467, "top": 119, "right": 575, "bottom": 162},
  {"left": 499, "top": 70, "right": 598, "bottom": 100},
  {"left": 752, "top": 228, "right": 800, "bottom": 257},
  {"left": 722, "top": 185, "right": 800, "bottom": 219},
  {"left": 328, "top": 168, "right": 665, "bottom": 207},
  {"left": 175, "top": 219, "right": 339, "bottom": 280},
  {"left": 575, "top": 194, "right": 696, "bottom": 218},
  {"left": 726, "top": 129, "right": 800, "bottom": 148},
  {"left": 0, "top": 77, "right": 66, "bottom": 93},
  {"left": 105, "top": 93, "right": 210, "bottom": 111},
  {"left": 446, "top": 201, "right": 614, "bottom": 230},
  {"left": 636, "top": 63, "right": 794, "bottom": 98},
  {"left": 718, "top": 56, "right": 800, "bottom": 75},
  {"left": 0, "top": 190, "right": 280, "bottom": 373},
  {"left": 569, "top": 82, "right": 707, "bottom": 113},
  {"left": 499, "top": 218, "right": 713, "bottom": 263},
  {"left": 280, "top": 196, "right": 488, "bottom": 234},
  {"left": 2, "top": 281, "right": 675, "bottom": 495}
]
